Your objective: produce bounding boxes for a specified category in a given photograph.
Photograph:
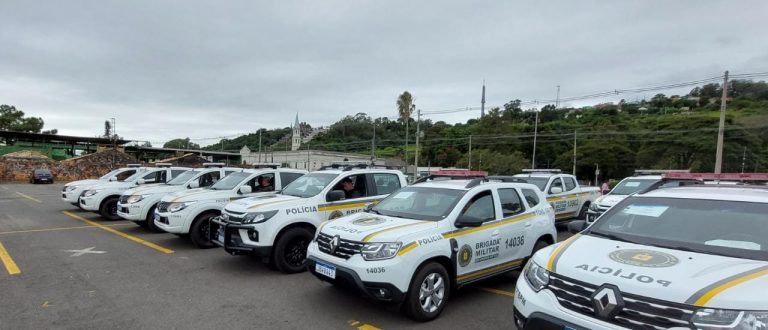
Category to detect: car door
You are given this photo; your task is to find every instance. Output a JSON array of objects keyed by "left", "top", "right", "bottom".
[
  {"left": 496, "top": 187, "right": 530, "bottom": 263},
  {"left": 562, "top": 176, "right": 580, "bottom": 215},
  {"left": 451, "top": 190, "right": 501, "bottom": 284},
  {"left": 320, "top": 173, "right": 378, "bottom": 220}
]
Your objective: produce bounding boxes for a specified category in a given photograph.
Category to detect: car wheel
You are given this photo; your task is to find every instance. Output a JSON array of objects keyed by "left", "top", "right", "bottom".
[
  {"left": 190, "top": 213, "right": 217, "bottom": 248},
  {"left": 403, "top": 262, "right": 450, "bottom": 322},
  {"left": 99, "top": 197, "right": 121, "bottom": 220},
  {"left": 578, "top": 204, "right": 589, "bottom": 220},
  {"left": 273, "top": 227, "right": 313, "bottom": 274},
  {"left": 145, "top": 206, "right": 162, "bottom": 233}
]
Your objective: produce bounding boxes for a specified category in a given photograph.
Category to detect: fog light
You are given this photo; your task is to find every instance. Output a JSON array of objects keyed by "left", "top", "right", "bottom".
[
  {"left": 369, "top": 287, "right": 390, "bottom": 299},
  {"left": 247, "top": 229, "right": 259, "bottom": 241}
]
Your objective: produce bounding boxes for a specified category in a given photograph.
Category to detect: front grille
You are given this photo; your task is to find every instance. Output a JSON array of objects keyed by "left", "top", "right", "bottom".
[
  {"left": 548, "top": 273, "right": 695, "bottom": 330},
  {"left": 222, "top": 209, "right": 245, "bottom": 223},
  {"left": 119, "top": 195, "right": 130, "bottom": 204},
  {"left": 316, "top": 232, "right": 363, "bottom": 260},
  {"left": 157, "top": 202, "right": 170, "bottom": 212}
]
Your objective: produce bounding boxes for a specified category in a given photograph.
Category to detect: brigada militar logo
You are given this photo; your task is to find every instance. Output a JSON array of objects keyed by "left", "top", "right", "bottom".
[
  {"left": 352, "top": 217, "right": 386, "bottom": 226},
  {"left": 609, "top": 249, "right": 679, "bottom": 268},
  {"left": 458, "top": 245, "right": 473, "bottom": 267}
]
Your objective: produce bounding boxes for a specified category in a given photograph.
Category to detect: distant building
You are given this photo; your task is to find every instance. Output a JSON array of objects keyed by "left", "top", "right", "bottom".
[
  {"left": 291, "top": 114, "right": 301, "bottom": 151},
  {"left": 239, "top": 146, "right": 401, "bottom": 171}
]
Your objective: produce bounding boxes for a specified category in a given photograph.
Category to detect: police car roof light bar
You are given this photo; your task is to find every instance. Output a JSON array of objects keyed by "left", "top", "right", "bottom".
[
  {"left": 521, "top": 169, "right": 562, "bottom": 174},
  {"left": 252, "top": 163, "right": 281, "bottom": 169},
  {"left": 634, "top": 169, "right": 690, "bottom": 176},
  {"left": 126, "top": 163, "right": 142, "bottom": 168},
  {"left": 155, "top": 163, "right": 172, "bottom": 168},
  {"left": 662, "top": 172, "right": 768, "bottom": 181}
]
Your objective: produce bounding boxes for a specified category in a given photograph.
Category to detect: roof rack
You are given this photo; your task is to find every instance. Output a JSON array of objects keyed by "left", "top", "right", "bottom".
[
  {"left": 662, "top": 172, "right": 768, "bottom": 182},
  {"left": 414, "top": 170, "right": 488, "bottom": 184},
  {"left": 126, "top": 164, "right": 142, "bottom": 168},
  {"left": 155, "top": 163, "right": 172, "bottom": 168},
  {"left": 252, "top": 163, "right": 282, "bottom": 169},
  {"left": 203, "top": 162, "right": 225, "bottom": 168},
  {"left": 486, "top": 176, "right": 531, "bottom": 184},
  {"left": 318, "top": 162, "right": 398, "bottom": 172},
  {"left": 521, "top": 169, "right": 562, "bottom": 174},
  {"left": 633, "top": 169, "right": 690, "bottom": 176}
]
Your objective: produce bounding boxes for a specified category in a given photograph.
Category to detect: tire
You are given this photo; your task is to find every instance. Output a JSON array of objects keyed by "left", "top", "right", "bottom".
[
  {"left": 189, "top": 212, "right": 218, "bottom": 248},
  {"left": 577, "top": 204, "right": 589, "bottom": 220},
  {"left": 145, "top": 206, "right": 162, "bottom": 233},
  {"left": 273, "top": 227, "right": 313, "bottom": 274},
  {"left": 403, "top": 262, "right": 450, "bottom": 322},
  {"left": 99, "top": 197, "right": 121, "bottom": 220}
]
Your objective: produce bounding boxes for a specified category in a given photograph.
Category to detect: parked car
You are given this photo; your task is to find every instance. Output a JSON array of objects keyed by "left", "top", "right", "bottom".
[
  {"left": 512, "top": 169, "right": 599, "bottom": 221},
  {"left": 30, "top": 168, "right": 54, "bottom": 184}
]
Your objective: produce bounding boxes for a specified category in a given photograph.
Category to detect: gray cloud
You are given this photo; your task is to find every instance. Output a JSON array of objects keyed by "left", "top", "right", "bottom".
[{"left": 1, "top": 0, "right": 766, "bottom": 146}]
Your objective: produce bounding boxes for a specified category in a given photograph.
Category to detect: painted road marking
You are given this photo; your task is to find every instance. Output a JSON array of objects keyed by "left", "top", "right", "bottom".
[
  {"left": 348, "top": 320, "right": 381, "bottom": 330},
  {"left": 62, "top": 211, "right": 174, "bottom": 254},
  {"left": 0, "top": 223, "right": 132, "bottom": 236},
  {"left": 476, "top": 286, "right": 515, "bottom": 298},
  {"left": 64, "top": 247, "right": 107, "bottom": 257},
  {"left": 15, "top": 192, "right": 42, "bottom": 203},
  {"left": 1, "top": 186, "right": 9, "bottom": 190},
  {"left": 0, "top": 241, "right": 21, "bottom": 275}
]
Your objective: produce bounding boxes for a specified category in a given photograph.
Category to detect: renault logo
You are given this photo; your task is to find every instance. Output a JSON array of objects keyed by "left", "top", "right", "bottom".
[
  {"left": 591, "top": 284, "right": 624, "bottom": 319},
  {"left": 329, "top": 235, "right": 340, "bottom": 254}
]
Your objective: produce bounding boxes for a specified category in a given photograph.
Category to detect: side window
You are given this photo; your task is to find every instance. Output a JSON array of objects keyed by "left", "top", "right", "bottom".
[
  {"left": 498, "top": 189, "right": 524, "bottom": 217},
  {"left": 116, "top": 170, "right": 135, "bottom": 181},
  {"left": 564, "top": 177, "right": 576, "bottom": 192},
  {"left": 142, "top": 171, "right": 160, "bottom": 183},
  {"left": 522, "top": 189, "right": 541, "bottom": 207},
  {"left": 224, "top": 170, "right": 237, "bottom": 176},
  {"left": 460, "top": 191, "right": 496, "bottom": 222},
  {"left": 331, "top": 175, "right": 367, "bottom": 200},
  {"left": 279, "top": 172, "right": 304, "bottom": 187},
  {"left": 198, "top": 172, "right": 220, "bottom": 188},
  {"left": 549, "top": 178, "right": 563, "bottom": 194},
  {"left": 373, "top": 173, "right": 401, "bottom": 195},
  {"left": 254, "top": 173, "right": 275, "bottom": 192},
  {"left": 171, "top": 170, "right": 186, "bottom": 178}
]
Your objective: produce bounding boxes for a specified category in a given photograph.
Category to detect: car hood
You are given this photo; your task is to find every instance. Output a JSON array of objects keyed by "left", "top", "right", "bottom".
[
  {"left": 159, "top": 188, "right": 226, "bottom": 203},
  {"left": 594, "top": 194, "right": 628, "bottom": 207},
  {"left": 65, "top": 179, "right": 101, "bottom": 187},
  {"left": 534, "top": 234, "right": 768, "bottom": 310},
  {"left": 86, "top": 181, "right": 142, "bottom": 190},
  {"left": 223, "top": 194, "right": 303, "bottom": 213},
  {"left": 124, "top": 184, "right": 186, "bottom": 196},
  {"left": 319, "top": 212, "right": 437, "bottom": 243}
]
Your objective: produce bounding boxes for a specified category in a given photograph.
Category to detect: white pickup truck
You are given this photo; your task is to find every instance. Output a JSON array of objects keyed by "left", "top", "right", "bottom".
[{"left": 512, "top": 169, "right": 599, "bottom": 222}]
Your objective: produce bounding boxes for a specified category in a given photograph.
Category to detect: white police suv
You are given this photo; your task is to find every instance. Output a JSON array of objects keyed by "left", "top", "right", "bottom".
[
  {"left": 61, "top": 165, "right": 142, "bottom": 207},
  {"left": 117, "top": 164, "right": 242, "bottom": 232},
  {"left": 79, "top": 165, "right": 190, "bottom": 220},
  {"left": 153, "top": 167, "right": 307, "bottom": 248},
  {"left": 514, "top": 173, "right": 768, "bottom": 330},
  {"left": 307, "top": 178, "right": 557, "bottom": 321},
  {"left": 213, "top": 165, "right": 407, "bottom": 273}
]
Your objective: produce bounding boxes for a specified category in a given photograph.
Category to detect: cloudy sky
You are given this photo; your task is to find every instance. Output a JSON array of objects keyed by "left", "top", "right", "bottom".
[{"left": 1, "top": 1, "right": 767, "bottom": 146}]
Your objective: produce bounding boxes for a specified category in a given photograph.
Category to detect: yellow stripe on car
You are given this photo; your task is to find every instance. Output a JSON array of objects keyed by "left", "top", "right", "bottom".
[
  {"left": 686, "top": 265, "right": 768, "bottom": 306},
  {"left": 547, "top": 234, "right": 581, "bottom": 272},
  {"left": 318, "top": 202, "right": 370, "bottom": 212},
  {"left": 397, "top": 242, "right": 418, "bottom": 256},
  {"left": 246, "top": 200, "right": 294, "bottom": 209},
  {"left": 457, "top": 259, "right": 524, "bottom": 283},
  {"left": 442, "top": 213, "right": 535, "bottom": 239}
]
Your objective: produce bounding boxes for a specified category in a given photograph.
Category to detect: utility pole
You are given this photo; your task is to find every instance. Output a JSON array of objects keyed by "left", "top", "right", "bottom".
[
  {"left": 258, "top": 129, "right": 262, "bottom": 163},
  {"left": 741, "top": 146, "right": 747, "bottom": 173},
  {"left": 306, "top": 141, "right": 310, "bottom": 170},
  {"left": 405, "top": 104, "right": 414, "bottom": 174},
  {"left": 556, "top": 85, "right": 561, "bottom": 109},
  {"left": 415, "top": 109, "right": 421, "bottom": 171},
  {"left": 714, "top": 71, "right": 729, "bottom": 174},
  {"left": 572, "top": 130, "right": 577, "bottom": 175},
  {"left": 531, "top": 109, "right": 539, "bottom": 169},
  {"left": 481, "top": 80, "right": 486, "bottom": 117},
  {"left": 468, "top": 135, "right": 472, "bottom": 170},
  {"left": 371, "top": 121, "right": 376, "bottom": 162}
]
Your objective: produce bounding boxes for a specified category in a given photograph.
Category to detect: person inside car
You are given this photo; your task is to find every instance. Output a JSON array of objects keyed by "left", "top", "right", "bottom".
[
  {"left": 341, "top": 177, "right": 360, "bottom": 199},
  {"left": 255, "top": 176, "right": 274, "bottom": 192}
]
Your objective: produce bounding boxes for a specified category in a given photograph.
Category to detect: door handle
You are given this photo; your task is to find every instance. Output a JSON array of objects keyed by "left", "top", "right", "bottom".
[
  {"left": 525, "top": 222, "right": 533, "bottom": 228},
  {"left": 491, "top": 229, "right": 500, "bottom": 237}
]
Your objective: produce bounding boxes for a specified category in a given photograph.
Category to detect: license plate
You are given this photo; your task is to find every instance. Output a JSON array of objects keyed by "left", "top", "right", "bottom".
[
  {"left": 217, "top": 229, "right": 224, "bottom": 243},
  {"left": 564, "top": 327, "right": 576, "bottom": 330},
  {"left": 315, "top": 262, "right": 336, "bottom": 279}
]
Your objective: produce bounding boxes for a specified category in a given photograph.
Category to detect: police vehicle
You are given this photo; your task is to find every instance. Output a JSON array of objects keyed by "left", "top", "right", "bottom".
[
  {"left": 117, "top": 164, "right": 242, "bottom": 232},
  {"left": 153, "top": 165, "right": 307, "bottom": 248},
  {"left": 79, "top": 164, "right": 190, "bottom": 220},
  {"left": 61, "top": 164, "right": 142, "bottom": 207},
  {"left": 306, "top": 178, "right": 557, "bottom": 321},
  {"left": 213, "top": 164, "right": 407, "bottom": 273},
  {"left": 514, "top": 172, "right": 768, "bottom": 330},
  {"left": 513, "top": 169, "right": 599, "bottom": 222}
]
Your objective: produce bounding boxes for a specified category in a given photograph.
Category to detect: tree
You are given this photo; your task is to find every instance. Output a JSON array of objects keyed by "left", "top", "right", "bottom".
[
  {"left": 104, "top": 120, "right": 112, "bottom": 138},
  {"left": 164, "top": 138, "right": 200, "bottom": 149},
  {"left": 0, "top": 104, "right": 49, "bottom": 133},
  {"left": 396, "top": 91, "right": 414, "bottom": 123}
]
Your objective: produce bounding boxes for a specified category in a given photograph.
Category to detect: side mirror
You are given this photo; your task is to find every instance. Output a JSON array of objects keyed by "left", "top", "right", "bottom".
[
  {"left": 137, "top": 179, "right": 146, "bottom": 185},
  {"left": 455, "top": 215, "right": 484, "bottom": 228},
  {"left": 189, "top": 181, "right": 199, "bottom": 189},
  {"left": 239, "top": 186, "right": 252, "bottom": 194},
  {"left": 109, "top": 177, "right": 117, "bottom": 182},
  {"left": 327, "top": 190, "right": 345, "bottom": 202},
  {"left": 568, "top": 220, "right": 588, "bottom": 234},
  {"left": 550, "top": 186, "right": 563, "bottom": 194}
]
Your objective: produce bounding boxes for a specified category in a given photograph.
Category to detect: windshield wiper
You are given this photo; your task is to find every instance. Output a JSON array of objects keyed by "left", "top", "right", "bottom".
[
  {"left": 367, "top": 208, "right": 381, "bottom": 215},
  {"left": 589, "top": 231, "right": 636, "bottom": 244}
]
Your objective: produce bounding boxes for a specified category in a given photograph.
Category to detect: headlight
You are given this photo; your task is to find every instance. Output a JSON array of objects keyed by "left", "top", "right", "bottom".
[
  {"left": 65, "top": 186, "right": 78, "bottom": 192},
  {"left": 589, "top": 203, "right": 600, "bottom": 211},
  {"left": 523, "top": 260, "right": 550, "bottom": 292},
  {"left": 692, "top": 308, "right": 768, "bottom": 330},
  {"left": 361, "top": 242, "right": 402, "bottom": 261},
  {"left": 125, "top": 195, "right": 148, "bottom": 204},
  {"left": 83, "top": 189, "right": 102, "bottom": 197},
  {"left": 168, "top": 201, "right": 195, "bottom": 213},
  {"left": 242, "top": 210, "right": 278, "bottom": 224}
]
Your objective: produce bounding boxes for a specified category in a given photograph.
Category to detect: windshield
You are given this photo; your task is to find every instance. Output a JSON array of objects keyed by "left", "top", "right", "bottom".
[
  {"left": 167, "top": 170, "right": 198, "bottom": 185},
  {"left": 372, "top": 187, "right": 466, "bottom": 221},
  {"left": 99, "top": 169, "right": 121, "bottom": 180},
  {"left": 610, "top": 179, "right": 657, "bottom": 195},
  {"left": 34, "top": 169, "right": 51, "bottom": 175},
  {"left": 281, "top": 173, "right": 337, "bottom": 198},
  {"left": 122, "top": 169, "right": 147, "bottom": 182},
  {"left": 210, "top": 172, "right": 250, "bottom": 190},
  {"left": 515, "top": 177, "right": 549, "bottom": 191},
  {"left": 590, "top": 196, "right": 768, "bottom": 261}
]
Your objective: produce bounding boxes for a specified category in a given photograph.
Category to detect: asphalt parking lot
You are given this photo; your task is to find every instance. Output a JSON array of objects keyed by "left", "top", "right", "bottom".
[{"left": 0, "top": 182, "right": 573, "bottom": 329}]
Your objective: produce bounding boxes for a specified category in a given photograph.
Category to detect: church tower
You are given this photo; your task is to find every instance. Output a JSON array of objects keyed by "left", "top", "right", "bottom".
[{"left": 291, "top": 113, "right": 301, "bottom": 151}]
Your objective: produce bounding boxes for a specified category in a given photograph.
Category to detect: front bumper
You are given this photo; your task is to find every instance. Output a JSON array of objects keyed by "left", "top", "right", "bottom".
[
  {"left": 79, "top": 196, "right": 99, "bottom": 211},
  {"left": 117, "top": 202, "right": 146, "bottom": 221},
  {"left": 513, "top": 274, "right": 628, "bottom": 330},
  {"left": 210, "top": 218, "right": 271, "bottom": 256},
  {"left": 307, "top": 255, "right": 406, "bottom": 304},
  {"left": 153, "top": 210, "right": 187, "bottom": 234},
  {"left": 62, "top": 189, "right": 81, "bottom": 203},
  {"left": 585, "top": 209, "right": 606, "bottom": 223}
]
